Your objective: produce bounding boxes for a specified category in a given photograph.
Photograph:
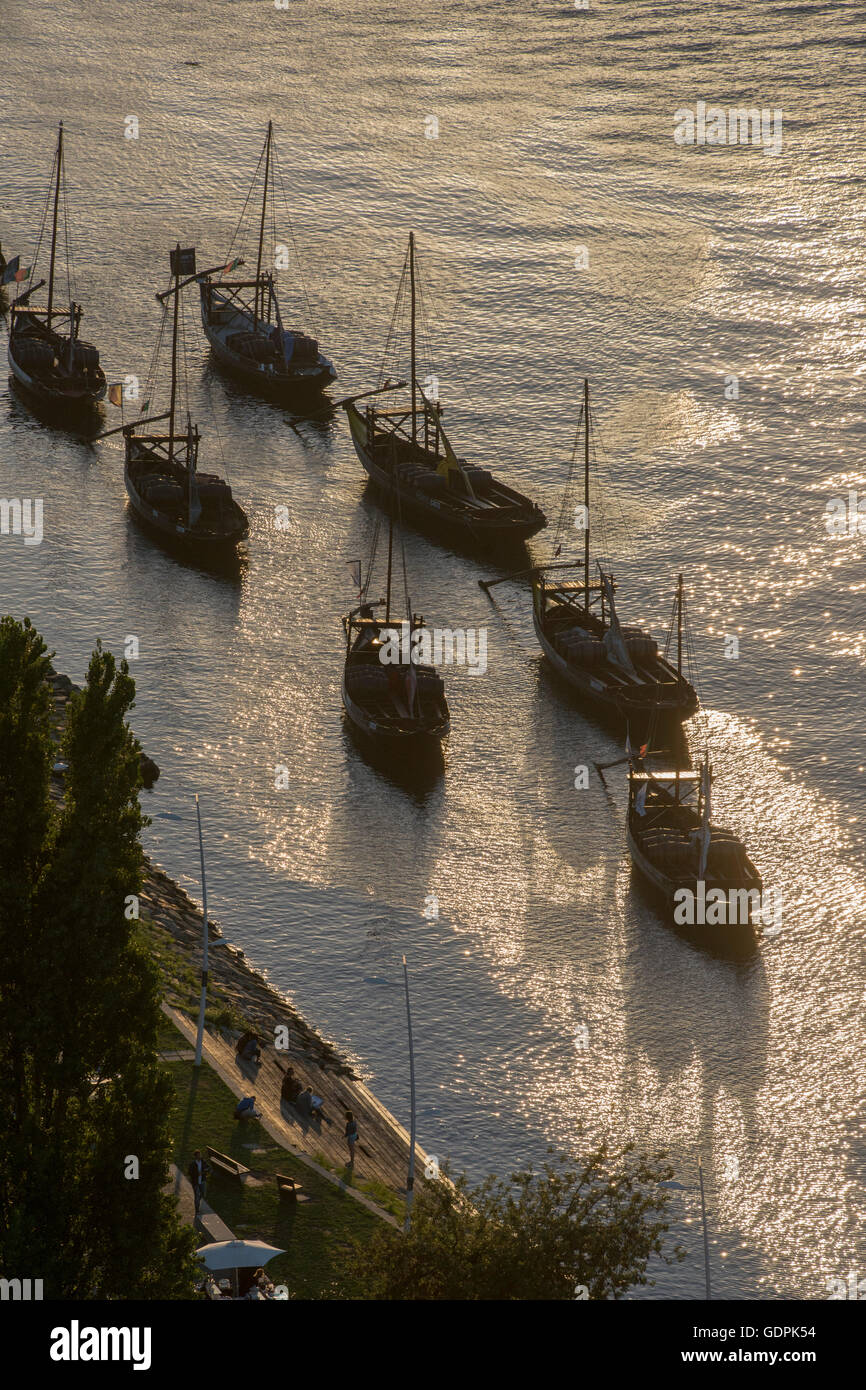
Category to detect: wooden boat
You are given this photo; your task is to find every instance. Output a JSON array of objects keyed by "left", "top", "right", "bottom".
[
  {"left": 343, "top": 232, "right": 546, "bottom": 552},
  {"left": 198, "top": 122, "right": 336, "bottom": 400},
  {"left": 7, "top": 124, "right": 106, "bottom": 417},
  {"left": 529, "top": 380, "right": 698, "bottom": 732},
  {"left": 626, "top": 755, "right": 763, "bottom": 943},
  {"left": 342, "top": 511, "right": 450, "bottom": 751},
  {"left": 101, "top": 247, "right": 248, "bottom": 559}
]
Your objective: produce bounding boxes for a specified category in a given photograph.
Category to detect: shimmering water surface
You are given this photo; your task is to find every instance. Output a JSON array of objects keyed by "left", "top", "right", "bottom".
[{"left": 2, "top": 0, "right": 865, "bottom": 1298}]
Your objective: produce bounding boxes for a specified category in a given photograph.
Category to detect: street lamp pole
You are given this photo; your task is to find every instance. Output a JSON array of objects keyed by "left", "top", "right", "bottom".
[
  {"left": 194, "top": 794, "right": 209, "bottom": 1068},
  {"left": 402, "top": 955, "right": 417, "bottom": 1233},
  {"left": 698, "top": 1156, "right": 711, "bottom": 1300}
]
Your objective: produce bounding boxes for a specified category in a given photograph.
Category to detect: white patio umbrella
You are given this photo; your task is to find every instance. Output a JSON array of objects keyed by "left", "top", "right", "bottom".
[{"left": 196, "top": 1239, "right": 285, "bottom": 1271}]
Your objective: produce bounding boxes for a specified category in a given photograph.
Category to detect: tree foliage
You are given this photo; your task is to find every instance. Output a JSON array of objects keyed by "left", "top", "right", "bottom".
[
  {"left": 341, "top": 1143, "right": 682, "bottom": 1300},
  {"left": 0, "top": 621, "right": 199, "bottom": 1298}
]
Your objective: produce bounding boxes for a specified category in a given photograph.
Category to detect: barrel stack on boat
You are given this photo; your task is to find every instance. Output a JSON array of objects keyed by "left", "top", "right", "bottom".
[
  {"left": 198, "top": 120, "right": 336, "bottom": 402},
  {"left": 342, "top": 603, "right": 451, "bottom": 751},
  {"left": 343, "top": 232, "right": 546, "bottom": 553},
  {"left": 533, "top": 565, "right": 698, "bottom": 736},
  {"left": 342, "top": 504, "right": 450, "bottom": 755},
  {"left": 626, "top": 754, "right": 763, "bottom": 947},
  {"left": 7, "top": 123, "right": 106, "bottom": 420}
]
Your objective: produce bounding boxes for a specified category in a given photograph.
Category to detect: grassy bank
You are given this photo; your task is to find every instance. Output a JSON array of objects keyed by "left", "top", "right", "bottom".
[
  {"left": 141, "top": 916, "right": 245, "bottom": 1036},
  {"left": 160, "top": 1018, "right": 384, "bottom": 1298}
]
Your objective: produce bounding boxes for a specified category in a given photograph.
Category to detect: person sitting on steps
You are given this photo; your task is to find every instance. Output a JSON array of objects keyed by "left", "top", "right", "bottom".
[
  {"left": 235, "top": 1030, "right": 262, "bottom": 1064},
  {"left": 294, "top": 1086, "right": 325, "bottom": 1121},
  {"left": 234, "top": 1094, "right": 262, "bottom": 1121},
  {"left": 281, "top": 1066, "right": 302, "bottom": 1104}
]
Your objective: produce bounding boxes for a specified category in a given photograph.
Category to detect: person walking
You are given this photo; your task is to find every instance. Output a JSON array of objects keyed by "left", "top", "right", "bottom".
[
  {"left": 187, "top": 1150, "right": 211, "bottom": 1214},
  {"left": 344, "top": 1110, "right": 359, "bottom": 1165}
]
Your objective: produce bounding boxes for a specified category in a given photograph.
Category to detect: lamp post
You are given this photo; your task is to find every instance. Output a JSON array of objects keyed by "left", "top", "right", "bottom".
[
  {"left": 194, "top": 794, "right": 209, "bottom": 1068},
  {"left": 402, "top": 955, "right": 417, "bottom": 1233},
  {"left": 698, "top": 1156, "right": 711, "bottom": 1300}
]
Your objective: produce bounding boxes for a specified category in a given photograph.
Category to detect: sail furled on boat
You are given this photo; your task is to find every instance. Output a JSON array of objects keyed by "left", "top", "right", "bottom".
[
  {"left": 272, "top": 295, "right": 294, "bottom": 364},
  {"left": 188, "top": 472, "right": 202, "bottom": 527},
  {"left": 405, "top": 660, "right": 418, "bottom": 717},
  {"left": 600, "top": 572, "right": 637, "bottom": 676},
  {"left": 416, "top": 384, "right": 478, "bottom": 499},
  {"left": 698, "top": 759, "right": 712, "bottom": 878}
]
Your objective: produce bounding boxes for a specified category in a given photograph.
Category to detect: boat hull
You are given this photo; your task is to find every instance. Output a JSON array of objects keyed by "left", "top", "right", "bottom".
[
  {"left": 626, "top": 821, "right": 761, "bottom": 948},
  {"left": 345, "top": 404, "right": 546, "bottom": 551},
  {"left": 341, "top": 670, "right": 449, "bottom": 750},
  {"left": 7, "top": 341, "right": 106, "bottom": 417},
  {"left": 532, "top": 604, "right": 696, "bottom": 732},
  {"left": 199, "top": 290, "right": 336, "bottom": 400},
  {"left": 124, "top": 472, "right": 248, "bottom": 559}
]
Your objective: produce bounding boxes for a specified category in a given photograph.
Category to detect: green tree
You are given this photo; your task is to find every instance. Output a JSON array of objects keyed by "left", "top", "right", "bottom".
[
  {"left": 0, "top": 623, "right": 199, "bottom": 1297},
  {"left": 0, "top": 617, "right": 55, "bottom": 1265},
  {"left": 340, "top": 1144, "right": 682, "bottom": 1299}
]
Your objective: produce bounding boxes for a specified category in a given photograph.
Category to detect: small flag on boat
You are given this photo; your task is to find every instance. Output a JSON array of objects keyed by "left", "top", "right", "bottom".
[
  {"left": 639, "top": 742, "right": 648, "bottom": 759},
  {"left": 554, "top": 544, "right": 562, "bottom": 557},
  {"left": 1, "top": 256, "right": 30, "bottom": 285},
  {"left": 170, "top": 246, "right": 196, "bottom": 277},
  {"left": 220, "top": 256, "right": 243, "bottom": 273},
  {"left": 108, "top": 382, "right": 124, "bottom": 406},
  {"left": 140, "top": 399, "right": 151, "bottom": 414}
]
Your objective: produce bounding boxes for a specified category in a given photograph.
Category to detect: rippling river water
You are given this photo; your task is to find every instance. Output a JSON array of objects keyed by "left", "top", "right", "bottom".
[{"left": 2, "top": 0, "right": 865, "bottom": 1297}]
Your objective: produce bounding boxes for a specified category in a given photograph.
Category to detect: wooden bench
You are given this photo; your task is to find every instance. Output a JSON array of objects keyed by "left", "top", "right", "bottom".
[
  {"left": 276, "top": 1172, "right": 309, "bottom": 1203},
  {"left": 207, "top": 1146, "right": 251, "bottom": 1182},
  {"left": 197, "top": 1209, "right": 235, "bottom": 1244}
]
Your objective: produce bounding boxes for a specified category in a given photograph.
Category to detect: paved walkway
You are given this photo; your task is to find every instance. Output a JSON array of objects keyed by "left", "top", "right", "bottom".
[
  {"left": 162, "top": 1003, "right": 430, "bottom": 1227},
  {"left": 165, "top": 1163, "right": 235, "bottom": 1240}
]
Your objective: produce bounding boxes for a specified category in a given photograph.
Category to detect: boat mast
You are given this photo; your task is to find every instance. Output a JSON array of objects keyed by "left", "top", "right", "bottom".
[
  {"left": 254, "top": 121, "right": 272, "bottom": 331},
  {"left": 409, "top": 232, "right": 417, "bottom": 445},
  {"left": 677, "top": 573, "right": 683, "bottom": 678},
  {"left": 584, "top": 377, "right": 590, "bottom": 612},
  {"left": 385, "top": 501, "right": 394, "bottom": 626},
  {"left": 168, "top": 244, "right": 181, "bottom": 465},
  {"left": 46, "top": 122, "right": 63, "bottom": 332}
]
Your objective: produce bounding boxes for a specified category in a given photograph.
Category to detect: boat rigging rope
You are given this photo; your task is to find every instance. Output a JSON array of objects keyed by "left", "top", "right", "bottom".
[
  {"left": 141, "top": 286, "right": 170, "bottom": 416},
  {"left": 225, "top": 138, "right": 267, "bottom": 264},
  {"left": 660, "top": 583, "right": 710, "bottom": 755},
  {"left": 272, "top": 149, "right": 318, "bottom": 336},
  {"left": 377, "top": 251, "right": 410, "bottom": 388},
  {"left": 413, "top": 242, "right": 439, "bottom": 396},
  {"left": 590, "top": 405, "right": 635, "bottom": 567},
  {"left": 28, "top": 146, "right": 56, "bottom": 291},
  {"left": 179, "top": 283, "right": 193, "bottom": 428},
  {"left": 550, "top": 400, "right": 585, "bottom": 557},
  {"left": 61, "top": 157, "right": 75, "bottom": 306},
  {"left": 376, "top": 239, "right": 441, "bottom": 401},
  {"left": 363, "top": 513, "right": 382, "bottom": 599}
]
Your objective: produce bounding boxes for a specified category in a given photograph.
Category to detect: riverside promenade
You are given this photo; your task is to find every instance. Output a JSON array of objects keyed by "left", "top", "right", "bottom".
[
  {"left": 47, "top": 662, "right": 431, "bottom": 1225},
  {"left": 160, "top": 1000, "right": 430, "bottom": 1226}
]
